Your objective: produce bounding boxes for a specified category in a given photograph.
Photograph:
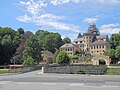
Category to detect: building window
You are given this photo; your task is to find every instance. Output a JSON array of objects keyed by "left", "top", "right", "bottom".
[
  {"left": 102, "top": 45, "right": 104, "bottom": 48},
  {"left": 68, "top": 48, "right": 69, "bottom": 51},
  {"left": 97, "top": 45, "right": 98, "bottom": 49},
  {"left": 91, "top": 46, "right": 93, "bottom": 49},
  {"left": 75, "top": 42, "right": 78, "bottom": 44},
  {"left": 80, "top": 41, "right": 82, "bottom": 43}
]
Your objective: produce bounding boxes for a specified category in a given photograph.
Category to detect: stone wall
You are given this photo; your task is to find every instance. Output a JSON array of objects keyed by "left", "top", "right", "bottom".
[
  {"left": 42, "top": 65, "right": 107, "bottom": 75},
  {"left": 9, "top": 65, "right": 42, "bottom": 73}
]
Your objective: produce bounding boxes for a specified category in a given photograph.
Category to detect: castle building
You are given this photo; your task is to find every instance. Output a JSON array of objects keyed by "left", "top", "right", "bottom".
[
  {"left": 60, "top": 24, "right": 110, "bottom": 56},
  {"left": 73, "top": 23, "right": 110, "bottom": 55},
  {"left": 60, "top": 44, "right": 80, "bottom": 56}
]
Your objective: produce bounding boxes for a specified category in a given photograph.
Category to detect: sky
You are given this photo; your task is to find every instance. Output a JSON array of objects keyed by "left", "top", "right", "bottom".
[{"left": 0, "top": 0, "right": 120, "bottom": 41}]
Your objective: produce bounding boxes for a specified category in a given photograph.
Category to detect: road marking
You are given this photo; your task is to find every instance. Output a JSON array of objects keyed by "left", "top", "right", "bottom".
[
  {"left": 42, "top": 83, "right": 57, "bottom": 85},
  {"left": 69, "top": 83, "right": 84, "bottom": 86},
  {"left": 18, "top": 82, "right": 30, "bottom": 85},
  {"left": 101, "top": 85, "right": 119, "bottom": 88},
  {"left": 0, "top": 81, "right": 12, "bottom": 84}
]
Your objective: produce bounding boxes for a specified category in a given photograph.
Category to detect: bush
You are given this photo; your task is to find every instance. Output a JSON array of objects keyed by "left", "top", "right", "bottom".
[{"left": 56, "top": 50, "right": 70, "bottom": 65}]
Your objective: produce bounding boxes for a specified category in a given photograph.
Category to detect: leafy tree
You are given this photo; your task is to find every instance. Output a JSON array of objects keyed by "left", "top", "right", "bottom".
[
  {"left": 13, "top": 31, "right": 33, "bottom": 64},
  {"left": 63, "top": 37, "right": 71, "bottom": 44},
  {"left": 56, "top": 50, "right": 70, "bottom": 65},
  {"left": 23, "top": 55, "right": 35, "bottom": 66},
  {"left": 22, "top": 35, "right": 41, "bottom": 66},
  {"left": 53, "top": 49, "right": 60, "bottom": 62},
  {"left": 115, "top": 46, "right": 120, "bottom": 61},
  {"left": 35, "top": 30, "right": 63, "bottom": 53},
  {"left": 110, "top": 34, "right": 120, "bottom": 49},
  {"left": 17, "top": 28, "right": 24, "bottom": 35},
  {"left": 104, "top": 49, "right": 115, "bottom": 59},
  {"left": 70, "top": 55, "right": 79, "bottom": 60},
  {"left": 43, "top": 34, "right": 55, "bottom": 53}
]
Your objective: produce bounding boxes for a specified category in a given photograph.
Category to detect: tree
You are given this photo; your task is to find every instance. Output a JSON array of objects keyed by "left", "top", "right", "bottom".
[
  {"left": 1, "top": 35, "right": 13, "bottom": 64},
  {"left": 63, "top": 37, "right": 71, "bottom": 44},
  {"left": 56, "top": 50, "right": 70, "bottom": 65},
  {"left": 35, "top": 30, "right": 63, "bottom": 53},
  {"left": 22, "top": 35, "right": 41, "bottom": 66},
  {"left": 104, "top": 49, "right": 115, "bottom": 59},
  {"left": 17, "top": 28, "right": 24, "bottom": 35},
  {"left": 13, "top": 31, "right": 33, "bottom": 64},
  {"left": 70, "top": 55, "right": 79, "bottom": 60},
  {"left": 115, "top": 46, "right": 120, "bottom": 61},
  {"left": 53, "top": 49, "right": 60, "bottom": 62},
  {"left": 110, "top": 34, "right": 120, "bottom": 49}
]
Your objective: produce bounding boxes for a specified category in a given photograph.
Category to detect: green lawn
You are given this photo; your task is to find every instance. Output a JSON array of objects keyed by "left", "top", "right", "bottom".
[
  {"left": 107, "top": 68, "right": 120, "bottom": 71},
  {"left": 0, "top": 69, "right": 9, "bottom": 74}
]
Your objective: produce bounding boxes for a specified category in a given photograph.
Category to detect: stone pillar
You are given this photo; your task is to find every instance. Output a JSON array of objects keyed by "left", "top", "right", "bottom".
[{"left": 41, "top": 67, "right": 46, "bottom": 73}]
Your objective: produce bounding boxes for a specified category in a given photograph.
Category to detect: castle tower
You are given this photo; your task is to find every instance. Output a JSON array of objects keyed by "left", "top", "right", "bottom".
[{"left": 83, "top": 24, "right": 100, "bottom": 52}]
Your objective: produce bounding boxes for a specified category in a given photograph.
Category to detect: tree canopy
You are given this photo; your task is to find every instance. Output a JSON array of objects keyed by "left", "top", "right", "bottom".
[
  {"left": 63, "top": 37, "right": 71, "bottom": 44},
  {"left": 56, "top": 50, "right": 70, "bottom": 65},
  {"left": 0, "top": 28, "right": 64, "bottom": 65}
]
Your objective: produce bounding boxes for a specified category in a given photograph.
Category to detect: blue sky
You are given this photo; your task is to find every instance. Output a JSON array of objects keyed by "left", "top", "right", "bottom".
[{"left": 0, "top": 0, "right": 120, "bottom": 40}]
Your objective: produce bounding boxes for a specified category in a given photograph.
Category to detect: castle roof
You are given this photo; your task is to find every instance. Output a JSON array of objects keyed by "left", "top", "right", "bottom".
[
  {"left": 88, "top": 23, "right": 98, "bottom": 31},
  {"left": 96, "top": 35, "right": 108, "bottom": 40},
  {"left": 60, "top": 43, "right": 75, "bottom": 48},
  {"left": 90, "top": 40, "right": 109, "bottom": 45},
  {"left": 77, "top": 33, "right": 82, "bottom": 38},
  {"left": 74, "top": 37, "right": 84, "bottom": 42}
]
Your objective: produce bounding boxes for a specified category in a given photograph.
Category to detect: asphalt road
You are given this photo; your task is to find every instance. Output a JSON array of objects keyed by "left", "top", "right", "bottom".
[{"left": 0, "top": 70, "right": 120, "bottom": 90}]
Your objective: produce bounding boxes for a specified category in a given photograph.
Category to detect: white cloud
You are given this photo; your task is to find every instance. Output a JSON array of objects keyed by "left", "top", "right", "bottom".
[
  {"left": 16, "top": 15, "right": 31, "bottom": 22},
  {"left": 100, "top": 23, "right": 120, "bottom": 34},
  {"left": 18, "top": 0, "right": 47, "bottom": 16},
  {"left": 50, "top": 0, "right": 81, "bottom": 6},
  {"left": 82, "top": 0, "right": 120, "bottom": 4},
  {"left": 62, "top": 33, "right": 78, "bottom": 42},
  {"left": 83, "top": 17, "right": 99, "bottom": 23},
  {"left": 17, "top": 0, "right": 81, "bottom": 32}
]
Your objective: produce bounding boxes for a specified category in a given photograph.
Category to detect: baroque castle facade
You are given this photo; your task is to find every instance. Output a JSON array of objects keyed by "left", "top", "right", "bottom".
[{"left": 60, "top": 24, "right": 110, "bottom": 56}]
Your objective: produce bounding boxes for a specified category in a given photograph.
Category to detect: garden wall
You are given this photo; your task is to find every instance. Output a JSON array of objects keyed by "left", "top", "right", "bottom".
[{"left": 42, "top": 65, "right": 107, "bottom": 75}]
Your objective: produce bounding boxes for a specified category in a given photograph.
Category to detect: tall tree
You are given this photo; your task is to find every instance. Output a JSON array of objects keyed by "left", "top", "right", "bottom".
[
  {"left": 35, "top": 30, "right": 63, "bottom": 53},
  {"left": 110, "top": 34, "right": 120, "bottom": 49},
  {"left": 115, "top": 46, "right": 120, "bottom": 61},
  {"left": 63, "top": 37, "right": 71, "bottom": 44},
  {"left": 13, "top": 31, "right": 33, "bottom": 64},
  {"left": 17, "top": 28, "right": 24, "bottom": 35},
  {"left": 22, "top": 35, "right": 41, "bottom": 66},
  {"left": 1, "top": 35, "right": 13, "bottom": 64}
]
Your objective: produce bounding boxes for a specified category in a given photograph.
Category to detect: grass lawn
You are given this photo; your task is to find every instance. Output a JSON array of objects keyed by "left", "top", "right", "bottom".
[
  {"left": 0, "top": 69, "right": 9, "bottom": 74},
  {"left": 107, "top": 68, "right": 120, "bottom": 71}
]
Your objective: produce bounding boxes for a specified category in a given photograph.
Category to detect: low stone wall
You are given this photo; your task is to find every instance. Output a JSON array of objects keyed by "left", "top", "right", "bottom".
[
  {"left": 9, "top": 65, "right": 42, "bottom": 73},
  {"left": 42, "top": 65, "right": 107, "bottom": 75},
  {"left": 106, "top": 71, "right": 120, "bottom": 75}
]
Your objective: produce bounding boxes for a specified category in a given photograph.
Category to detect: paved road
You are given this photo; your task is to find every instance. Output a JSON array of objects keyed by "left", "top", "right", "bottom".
[{"left": 0, "top": 70, "right": 120, "bottom": 90}]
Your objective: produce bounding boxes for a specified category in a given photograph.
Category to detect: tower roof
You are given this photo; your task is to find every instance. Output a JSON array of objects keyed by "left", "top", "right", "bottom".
[
  {"left": 88, "top": 23, "right": 98, "bottom": 31},
  {"left": 77, "top": 33, "right": 82, "bottom": 38}
]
